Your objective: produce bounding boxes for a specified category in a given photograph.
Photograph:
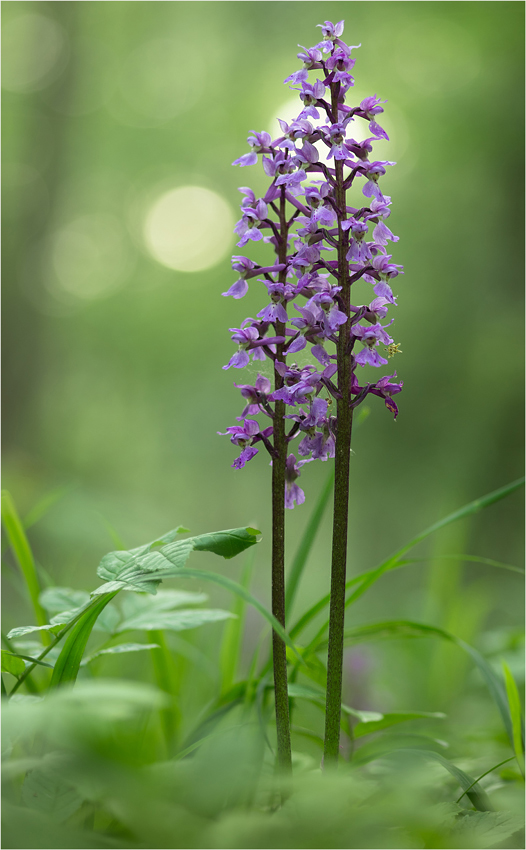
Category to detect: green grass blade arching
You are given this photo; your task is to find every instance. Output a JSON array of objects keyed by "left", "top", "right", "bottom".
[
  {"left": 220, "top": 551, "right": 255, "bottom": 694},
  {"left": 502, "top": 662, "right": 525, "bottom": 776},
  {"left": 1, "top": 491, "right": 48, "bottom": 635},
  {"left": 163, "top": 568, "right": 304, "bottom": 665},
  {"left": 49, "top": 593, "right": 118, "bottom": 687},
  {"left": 285, "top": 467, "right": 334, "bottom": 619},
  {"left": 344, "top": 477, "right": 525, "bottom": 611},
  {"left": 310, "top": 619, "right": 513, "bottom": 748},
  {"left": 291, "top": 478, "right": 525, "bottom": 641}
]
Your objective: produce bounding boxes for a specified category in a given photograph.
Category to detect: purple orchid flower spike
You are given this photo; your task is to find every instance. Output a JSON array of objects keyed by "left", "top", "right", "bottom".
[{"left": 220, "top": 18, "right": 404, "bottom": 772}]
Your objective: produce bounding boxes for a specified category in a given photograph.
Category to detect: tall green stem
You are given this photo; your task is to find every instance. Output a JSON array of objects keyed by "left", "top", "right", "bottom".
[
  {"left": 271, "top": 187, "right": 292, "bottom": 773},
  {"left": 323, "top": 83, "right": 354, "bottom": 765}
]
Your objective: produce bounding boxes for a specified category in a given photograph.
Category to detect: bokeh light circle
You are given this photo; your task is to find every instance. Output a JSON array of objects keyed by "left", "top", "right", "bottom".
[
  {"left": 143, "top": 186, "right": 234, "bottom": 273},
  {"left": 1, "top": 13, "right": 67, "bottom": 93},
  {"left": 50, "top": 214, "right": 134, "bottom": 300}
]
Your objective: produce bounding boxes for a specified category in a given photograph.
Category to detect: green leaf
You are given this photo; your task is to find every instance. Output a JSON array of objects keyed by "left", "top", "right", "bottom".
[
  {"left": 454, "top": 811, "right": 525, "bottom": 848},
  {"left": 380, "top": 749, "right": 490, "bottom": 811},
  {"left": 49, "top": 593, "right": 118, "bottom": 687},
  {"left": 502, "top": 661, "right": 525, "bottom": 776},
  {"left": 81, "top": 642, "right": 160, "bottom": 665},
  {"left": 353, "top": 711, "right": 446, "bottom": 738},
  {"left": 39, "top": 587, "right": 90, "bottom": 615},
  {"left": 1, "top": 491, "right": 48, "bottom": 634},
  {"left": 286, "top": 682, "right": 382, "bottom": 723},
  {"left": 291, "top": 478, "right": 525, "bottom": 641},
  {"left": 1, "top": 650, "right": 26, "bottom": 677},
  {"left": 22, "top": 761, "right": 83, "bottom": 823},
  {"left": 156, "top": 568, "right": 303, "bottom": 664},
  {"left": 2, "top": 651, "right": 54, "bottom": 670},
  {"left": 7, "top": 623, "right": 64, "bottom": 639},
  {"left": 94, "top": 526, "right": 261, "bottom": 594},
  {"left": 117, "top": 608, "right": 235, "bottom": 633},
  {"left": 120, "top": 589, "right": 208, "bottom": 620},
  {"left": 286, "top": 468, "right": 334, "bottom": 618},
  {"left": 220, "top": 552, "right": 255, "bottom": 694}
]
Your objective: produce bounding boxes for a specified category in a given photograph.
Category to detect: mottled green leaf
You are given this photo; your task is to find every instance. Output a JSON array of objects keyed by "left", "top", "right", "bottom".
[
  {"left": 1, "top": 650, "right": 25, "bottom": 677},
  {"left": 81, "top": 642, "right": 160, "bottom": 665},
  {"left": 118, "top": 608, "right": 235, "bottom": 633},
  {"left": 39, "top": 587, "right": 90, "bottom": 616},
  {"left": 353, "top": 711, "right": 446, "bottom": 738}
]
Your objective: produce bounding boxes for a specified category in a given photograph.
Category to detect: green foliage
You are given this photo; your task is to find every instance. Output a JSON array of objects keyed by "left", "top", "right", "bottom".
[
  {"left": 1, "top": 649, "right": 26, "bottom": 677},
  {"left": 2, "top": 483, "right": 523, "bottom": 847}
]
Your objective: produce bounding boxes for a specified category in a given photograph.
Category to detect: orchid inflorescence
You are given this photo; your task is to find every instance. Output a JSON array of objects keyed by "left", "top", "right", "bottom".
[{"left": 220, "top": 19, "right": 403, "bottom": 508}]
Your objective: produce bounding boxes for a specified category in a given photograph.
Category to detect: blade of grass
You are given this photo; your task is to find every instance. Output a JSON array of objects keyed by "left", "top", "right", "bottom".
[
  {"left": 502, "top": 662, "right": 525, "bottom": 776},
  {"left": 163, "top": 568, "right": 304, "bottom": 665},
  {"left": 220, "top": 550, "right": 256, "bottom": 695},
  {"left": 1, "top": 632, "right": 39, "bottom": 694},
  {"left": 147, "top": 629, "right": 182, "bottom": 754},
  {"left": 285, "top": 467, "right": 334, "bottom": 619},
  {"left": 50, "top": 592, "right": 119, "bottom": 687},
  {"left": 310, "top": 619, "right": 513, "bottom": 748},
  {"left": 1, "top": 491, "right": 49, "bottom": 641},
  {"left": 456, "top": 757, "right": 516, "bottom": 804},
  {"left": 291, "top": 478, "right": 524, "bottom": 643}
]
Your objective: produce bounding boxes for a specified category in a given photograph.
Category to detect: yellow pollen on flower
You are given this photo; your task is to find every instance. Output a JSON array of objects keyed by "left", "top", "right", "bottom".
[{"left": 385, "top": 343, "right": 403, "bottom": 358}]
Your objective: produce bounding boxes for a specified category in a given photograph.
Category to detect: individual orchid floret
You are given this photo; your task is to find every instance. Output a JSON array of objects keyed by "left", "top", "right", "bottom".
[
  {"left": 233, "top": 131, "right": 273, "bottom": 167},
  {"left": 369, "top": 372, "right": 403, "bottom": 418},
  {"left": 217, "top": 418, "right": 260, "bottom": 468},
  {"left": 359, "top": 96, "right": 389, "bottom": 140},
  {"left": 304, "top": 182, "right": 331, "bottom": 208},
  {"left": 325, "top": 123, "right": 348, "bottom": 161},
  {"left": 257, "top": 281, "right": 294, "bottom": 324},
  {"left": 297, "top": 79, "right": 327, "bottom": 120},
  {"left": 361, "top": 161, "right": 395, "bottom": 201},
  {"left": 234, "top": 199, "right": 268, "bottom": 246},
  {"left": 364, "top": 253, "right": 404, "bottom": 283},
  {"left": 316, "top": 20, "right": 346, "bottom": 53},
  {"left": 352, "top": 322, "right": 393, "bottom": 368},
  {"left": 284, "top": 454, "right": 311, "bottom": 508},
  {"left": 234, "top": 374, "right": 272, "bottom": 418},
  {"left": 223, "top": 324, "right": 285, "bottom": 370}
]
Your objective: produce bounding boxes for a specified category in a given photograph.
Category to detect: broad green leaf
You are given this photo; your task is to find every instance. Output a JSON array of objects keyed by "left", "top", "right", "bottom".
[
  {"left": 50, "top": 593, "right": 118, "bottom": 687},
  {"left": 1, "top": 650, "right": 25, "bottom": 677},
  {"left": 22, "top": 763, "right": 83, "bottom": 823},
  {"left": 454, "top": 811, "right": 525, "bottom": 848},
  {"left": 157, "top": 568, "right": 303, "bottom": 664},
  {"left": 95, "top": 526, "right": 260, "bottom": 594},
  {"left": 120, "top": 588, "right": 208, "bottom": 620},
  {"left": 286, "top": 468, "right": 334, "bottom": 618},
  {"left": 1, "top": 491, "right": 48, "bottom": 635},
  {"left": 220, "top": 552, "right": 255, "bottom": 694},
  {"left": 502, "top": 661, "right": 525, "bottom": 775},
  {"left": 7, "top": 623, "right": 64, "bottom": 640},
  {"left": 353, "top": 711, "right": 446, "bottom": 739},
  {"left": 81, "top": 642, "right": 160, "bottom": 665},
  {"left": 39, "top": 587, "right": 90, "bottom": 615},
  {"left": 117, "top": 607, "right": 235, "bottom": 633}
]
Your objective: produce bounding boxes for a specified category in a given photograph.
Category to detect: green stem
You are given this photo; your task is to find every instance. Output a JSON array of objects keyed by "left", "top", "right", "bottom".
[
  {"left": 271, "top": 186, "right": 292, "bottom": 774},
  {"left": 323, "top": 82, "right": 353, "bottom": 766}
]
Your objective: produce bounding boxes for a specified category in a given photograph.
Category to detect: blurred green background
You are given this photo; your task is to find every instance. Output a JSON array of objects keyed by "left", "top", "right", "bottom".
[{"left": 2, "top": 1, "right": 524, "bottom": 726}]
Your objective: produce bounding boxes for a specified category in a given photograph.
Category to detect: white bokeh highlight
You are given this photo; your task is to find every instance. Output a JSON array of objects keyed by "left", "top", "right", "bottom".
[{"left": 144, "top": 186, "right": 234, "bottom": 273}]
